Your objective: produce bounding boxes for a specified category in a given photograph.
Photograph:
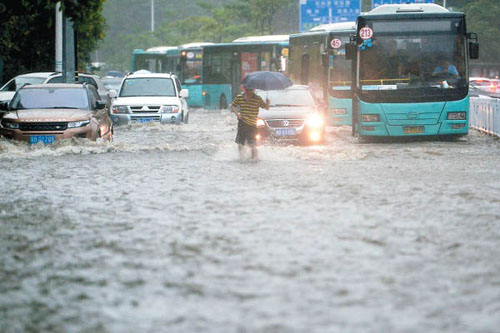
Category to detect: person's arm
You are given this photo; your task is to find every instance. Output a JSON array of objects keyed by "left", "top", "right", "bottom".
[
  {"left": 231, "top": 103, "right": 241, "bottom": 120},
  {"left": 259, "top": 96, "right": 270, "bottom": 110},
  {"left": 231, "top": 96, "right": 242, "bottom": 120}
]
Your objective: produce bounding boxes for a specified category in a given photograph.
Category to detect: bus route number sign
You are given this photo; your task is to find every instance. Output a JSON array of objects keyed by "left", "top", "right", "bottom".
[
  {"left": 330, "top": 39, "right": 342, "bottom": 49},
  {"left": 359, "top": 27, "right": 373, "bottom": 40}
]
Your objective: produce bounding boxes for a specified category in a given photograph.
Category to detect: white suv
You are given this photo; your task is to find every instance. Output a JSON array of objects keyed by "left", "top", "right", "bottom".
[{"left": 109, "top": 72, "right": 189, "bottom": 125}]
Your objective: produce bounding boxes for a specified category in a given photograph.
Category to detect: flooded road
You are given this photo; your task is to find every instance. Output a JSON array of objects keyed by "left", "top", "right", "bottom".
[{"left": 1, "top": 110, "right": 499, "bottom": 332}]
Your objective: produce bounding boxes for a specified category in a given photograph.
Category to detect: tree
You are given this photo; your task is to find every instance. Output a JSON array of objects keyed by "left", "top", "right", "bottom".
[{"left": 0, "top": 1, "right": 106, "bottom": 83}]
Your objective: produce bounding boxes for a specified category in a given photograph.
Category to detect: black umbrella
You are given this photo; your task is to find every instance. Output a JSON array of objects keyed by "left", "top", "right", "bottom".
[{"left": 241, "top": 71, "right": 293, "bottom": 91}]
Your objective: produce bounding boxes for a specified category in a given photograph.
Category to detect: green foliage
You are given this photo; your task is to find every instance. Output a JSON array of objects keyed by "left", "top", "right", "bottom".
[
  {"left": 462, "top": 0, "right": 500, "bottom": 63},
  {"left": 0, "top": 1, "right": 106, "bottom": 82}
]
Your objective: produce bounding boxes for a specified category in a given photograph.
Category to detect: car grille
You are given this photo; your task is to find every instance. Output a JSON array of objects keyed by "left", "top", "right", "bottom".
[
  {"left": 130, "top": 106, "right": 161, "bottom": 113},
  {"left": 266, "top": 119, "right": 304, "bottom": 128},
  {"left": 19, "top": 122, "right": 68, "bottom": 131},
  {"left": 131, "top": 116, "right": 161, "bottom": 121}
]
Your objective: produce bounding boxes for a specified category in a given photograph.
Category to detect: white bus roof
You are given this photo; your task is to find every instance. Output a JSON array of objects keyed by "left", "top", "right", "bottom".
[
  {"left": 179, "top": 42, "right": 215, "bottom": 49},
  {"left": 368, "top": 4, "right": 449, "bottom": 15},
  {"left": 232, "top": 35, "right": 289, "bottom": 43},
  {"left": 309, "top": 22, "right": 356, "bottom": 32},
  {"left": 145, "top": 46, "right": 178, "bottom": 53}
]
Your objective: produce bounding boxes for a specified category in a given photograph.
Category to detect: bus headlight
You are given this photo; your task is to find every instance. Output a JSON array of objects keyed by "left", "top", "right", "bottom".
[
  {"left": 447, "top": 112, "right": 466, "bottom": 120},
  {"left": 332, "top": 108, "right": 347, "bottom": 114},
  {"left": 112, "top": 105, "right": 129, "bottom": 114},
  {"left": 256, "top": 119, "right": 265, "bottom": 127},
  {"left": 361, "top": 114, "right": 380, "bottom": 122},
  {"left": 307, "top": 113, "right": 323, "bottom": 128}
]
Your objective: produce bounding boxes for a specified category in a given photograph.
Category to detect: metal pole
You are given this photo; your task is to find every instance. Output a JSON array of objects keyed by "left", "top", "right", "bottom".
[
  {"left": 151, "top": 0, "right": 154, "bottom": 32},
  {"left": 55, "top": 2, "right": 63, "bottom": 72},
  {"left": 443, "top": 0, "right": 446, "bottom": 8}
]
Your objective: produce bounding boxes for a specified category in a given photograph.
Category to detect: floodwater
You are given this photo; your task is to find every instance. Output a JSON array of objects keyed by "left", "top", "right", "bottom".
[{"left": 1, "top": 110, "right": 499, "bottom": 332}]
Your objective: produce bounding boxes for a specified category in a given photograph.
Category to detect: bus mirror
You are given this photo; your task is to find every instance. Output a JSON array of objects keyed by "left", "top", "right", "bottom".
[
  {"left": 469, "top": 42, "right": 479, "bottom": 60},
  {"left": 345, "top": 43, "right": 356, "bottom": 60}
]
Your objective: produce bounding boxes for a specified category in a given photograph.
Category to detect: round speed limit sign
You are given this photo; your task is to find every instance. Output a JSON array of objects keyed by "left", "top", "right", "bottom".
[
  {"left": 359, "top": 26, "right": 373, "bottom": 40},
  {"left": 330, "top": 38, "right": 342, "bottom": 49}
]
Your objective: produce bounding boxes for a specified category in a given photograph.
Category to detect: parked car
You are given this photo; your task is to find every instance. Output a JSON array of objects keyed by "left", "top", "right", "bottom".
[
  {"left": 0, "top": 72, "right": 59, "bottom": 104},
  {"left": 101, "top": 76, "right": 122, "bottom": 92},
  {"left": 109, "top": 72, "right": 189, "bottom": 125},
  {"left": 43, "top": 73, "right": 111, "bottom": 107},
  {"left": 255, "top": 85, "right": 325, "bottom": 144},
  {"left": 0, "top": 83, "right": 113, "bottom": 143},
  {"left": 104, "top": 70, "right": 124, "bottom": 78}
]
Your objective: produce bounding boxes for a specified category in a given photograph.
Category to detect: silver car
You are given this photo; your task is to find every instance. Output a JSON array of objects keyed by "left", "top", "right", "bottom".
[
  {"left": 109, "top": 72, "right": 189, "bottom": 125},
  {"left": 255, "top": 85, "right": 325, "bottom": 144}
]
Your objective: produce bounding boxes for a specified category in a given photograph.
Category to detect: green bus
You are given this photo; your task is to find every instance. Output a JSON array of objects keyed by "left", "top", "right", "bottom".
[
  {"left": 131, "top": 43, "right": 214, "bottom": 107},
  {"left": 289, "top": 22, "right": 356, "bottom": 125},
  {"left": 201, "top": 35, "right": 289, "bottom": 109},
  {"left": 345, "top": 3, "right": 479, "bottom": 138}
]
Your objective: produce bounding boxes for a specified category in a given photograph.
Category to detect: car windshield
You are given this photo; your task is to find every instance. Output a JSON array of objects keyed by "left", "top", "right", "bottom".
[
  {"left": 119, "top": 78, "right": 176, "bottom": 97},
  {"left": 257, "top": 88, "right": 315, "bottom": 107},
  {"left": 10, "top": 88, "right": 89, "bottom": 109}
]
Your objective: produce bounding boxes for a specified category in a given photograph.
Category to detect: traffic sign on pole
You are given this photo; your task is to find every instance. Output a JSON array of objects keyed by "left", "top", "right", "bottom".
[
  {"left": 372, "top": 0, "right": 434, "bottom": 8},
  {"left": 299, "top": 0, "right": 361, "bottom": 32}
]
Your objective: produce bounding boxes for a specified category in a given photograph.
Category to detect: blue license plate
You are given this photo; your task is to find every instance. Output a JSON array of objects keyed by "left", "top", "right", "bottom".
[
  {"left": 136, "top": 118, "right": 153, "bottom": 123},
  {"left": 29, "top": 135, "right": 56, "bottom": 144},
  {"left": 275, "top": 128, "right": 296, "bottom": 136}
]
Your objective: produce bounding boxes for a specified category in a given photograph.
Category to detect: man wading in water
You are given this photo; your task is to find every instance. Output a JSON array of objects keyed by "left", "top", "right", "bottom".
[{"left": 231, "top": 86, "right": 270, "bottom": 160}]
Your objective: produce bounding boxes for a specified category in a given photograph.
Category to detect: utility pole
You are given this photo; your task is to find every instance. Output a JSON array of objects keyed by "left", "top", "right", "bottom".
[
  {"left": 151, "top": 0, "right": 155, "bottom": 32},
  {"left": 55, "top": 2, "right": 63, "bottom": 72}
]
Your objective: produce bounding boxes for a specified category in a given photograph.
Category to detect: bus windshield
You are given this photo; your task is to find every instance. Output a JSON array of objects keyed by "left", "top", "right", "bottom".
[
  {"left": 329, "top": 36, "right": 352, "bottom": 98},
  {"left": 359, "top": 20, "right": 467, "bottom": 102},
  {"left": 183, "top": 57, "right": 202, "bottom": 84}
]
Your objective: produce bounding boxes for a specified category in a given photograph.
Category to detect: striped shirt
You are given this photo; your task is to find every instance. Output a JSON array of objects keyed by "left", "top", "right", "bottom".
[{"left": 232, "top": 93, "right": 267, "bottom": 127}]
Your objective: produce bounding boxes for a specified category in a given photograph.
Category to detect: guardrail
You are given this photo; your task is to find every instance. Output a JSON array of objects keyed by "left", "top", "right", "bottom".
[{"left": 470, "top": 97, "right": 500, "bottom": 137}]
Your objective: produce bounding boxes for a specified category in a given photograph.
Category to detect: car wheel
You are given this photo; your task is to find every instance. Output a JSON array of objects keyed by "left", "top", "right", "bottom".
[{"left": 219, "top": 95, "right": 227, "bottom": 110}]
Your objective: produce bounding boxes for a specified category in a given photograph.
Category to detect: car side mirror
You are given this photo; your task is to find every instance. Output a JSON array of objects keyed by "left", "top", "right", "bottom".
[
  {"left": 180, "top": 89, "right": 189, "bottom": 99},
  {"left": 96, "top": 100, "right": 106, "bottom": 109},
  {"left": 107, "top": 89, "right": 117, "bottom": 99},
  {"left": 469, "top": 42, "right": 479, "bottom": 60},
  {"left": 0, "top": 101, "right": 9, "bottom": 111}
]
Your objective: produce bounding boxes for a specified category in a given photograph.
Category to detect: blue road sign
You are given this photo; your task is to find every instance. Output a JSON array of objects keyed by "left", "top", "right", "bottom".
[
  {"left": 373, "top": 0, "right": 434, "bottom": 8},
  {"left": 299, "top": 0, "right": 361, "bottom": 32}
]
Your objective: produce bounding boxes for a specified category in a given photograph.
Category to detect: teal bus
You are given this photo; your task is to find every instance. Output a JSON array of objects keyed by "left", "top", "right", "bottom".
[
  {"left": 289, "top": 22, "right": 356, "bottom": 126},
  {"left": 201, "top": 35, "right": 289, "bottom": 109},
  {"left": 130, "top": 43, "right": 214, "bottom": 107},
  {"left": 345, "top": 4, "right": 479, "bottom": 138}
]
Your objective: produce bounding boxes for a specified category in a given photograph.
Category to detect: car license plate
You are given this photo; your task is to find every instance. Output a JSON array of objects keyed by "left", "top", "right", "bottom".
[
  {"left": 136, "top": 118, "right": 153, "bottom": 123},
  {"left": 403, "top": 126, "right": 424, "bottom": 134},
  {"left": 29, "top": 135, "right": 56, "bottom": 144},
  {"left": 275, "top": 128, "right": 296, "bottom": 136}
]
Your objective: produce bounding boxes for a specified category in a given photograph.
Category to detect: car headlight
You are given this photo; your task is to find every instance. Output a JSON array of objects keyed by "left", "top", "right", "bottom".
[
  {"left": 361, "top": 114, "right": 380, "bottom": 122},
  {"left": 67, "top": 120, "right": 90, "bottom": 128},
  {"left": 112, "top": 105, "right": 129, "bottom": 114},
  {"left": 307, "top": 113, "right": 323, "bottom": 128},
  {"left": 447, "top": 112, "right": 466, "bottom": 120},
  {"left": 161, "top": 105, "right": 180, "bottom": 113},
  {"left": 1, "top": 120, "right": 19, "bottom": 129},
  {"left": 256, "top": 119, "right": 265, "bottom": 127}
]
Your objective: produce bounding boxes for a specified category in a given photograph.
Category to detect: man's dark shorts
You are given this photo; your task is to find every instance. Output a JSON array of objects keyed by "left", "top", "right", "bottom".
[{"left": 235, "top": 120, "right": 257, "bottom": 146}]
